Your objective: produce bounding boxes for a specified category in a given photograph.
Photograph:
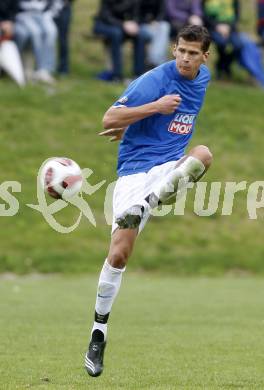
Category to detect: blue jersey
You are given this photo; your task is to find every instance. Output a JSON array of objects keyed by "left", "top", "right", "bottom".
[{"left": 114, "top": 60, "right": 210, "bottom": 176}]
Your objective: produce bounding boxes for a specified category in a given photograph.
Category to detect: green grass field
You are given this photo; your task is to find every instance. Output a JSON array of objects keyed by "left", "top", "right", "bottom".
[
  {"left": 0, "top": 0, "right": 263, "bottom": 274},
  {"left": 1, "top": 2, "right": 264, "bottom": 388},
  {"left": 0, "top": 73, "right": 264, "bottom": 275},
  {"left": 1, "top": 274, "right": 264, "bottom": 389}
]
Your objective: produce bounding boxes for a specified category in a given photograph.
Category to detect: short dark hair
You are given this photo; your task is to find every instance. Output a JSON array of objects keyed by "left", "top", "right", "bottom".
[{"left": 175, "top": 25, "right": 211, "bottom": 53}]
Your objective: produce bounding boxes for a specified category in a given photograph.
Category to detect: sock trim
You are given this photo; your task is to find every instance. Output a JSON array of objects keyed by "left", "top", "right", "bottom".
[
  {"left": 95, "top": 311, "right": 110, "bottom": 324},
  {"left": 105, "top": 259, "right": 126, "bottom": 273}
]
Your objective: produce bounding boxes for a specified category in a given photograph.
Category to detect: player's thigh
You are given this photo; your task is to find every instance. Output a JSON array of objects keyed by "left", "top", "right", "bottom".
[{"left": 112, "top": 172, "right": 147, "bottom": 233}]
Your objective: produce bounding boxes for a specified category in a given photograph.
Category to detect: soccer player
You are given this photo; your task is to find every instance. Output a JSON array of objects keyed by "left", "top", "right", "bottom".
[{"left": 85, "top": 25, "right": 213, "bottom": 377}]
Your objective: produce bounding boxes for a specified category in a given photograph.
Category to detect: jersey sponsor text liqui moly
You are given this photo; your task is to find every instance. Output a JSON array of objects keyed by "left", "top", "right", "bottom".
[{"left": 168, "top": 113, "right": 196, "bottom": 135}]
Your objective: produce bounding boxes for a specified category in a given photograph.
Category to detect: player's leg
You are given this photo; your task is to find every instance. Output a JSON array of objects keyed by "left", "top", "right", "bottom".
[
  {"left": 151, "top": 144, "right": 213, "bottom": 206},
  {"left": 92, "top": 228, "right": 137, "bottom": 339},
  {"left": 116, "top": 145, "right": 213, "bottom": 228},
  {"left": 85, "top": 228, "right": 137, "bottom": 377},
  {"left": 188, "top": 144, "right": 213, "bottom": 173}
]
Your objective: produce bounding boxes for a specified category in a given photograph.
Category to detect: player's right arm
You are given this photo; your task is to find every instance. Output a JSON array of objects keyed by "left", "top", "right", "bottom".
[{"left": 102, "top": 94, "right": 182, "bottom": 129}]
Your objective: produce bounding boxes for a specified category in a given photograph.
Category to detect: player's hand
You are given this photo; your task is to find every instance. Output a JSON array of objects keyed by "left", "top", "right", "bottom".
[
  {"left": 155, "top": 94, "right": 182, "bottom": 114},
  {"left": 99, "top": 128, "right": 126, "bottom": 142}
]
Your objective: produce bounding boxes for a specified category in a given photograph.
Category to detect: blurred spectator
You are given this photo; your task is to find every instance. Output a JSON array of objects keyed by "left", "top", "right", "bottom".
[
  {"left": 139, "top": 0, "right": 170, "bottom": 68},
  {"left": 0, "top": 0, "right": 18, "bottom": 40},
  {"left": 14, "top": 0, "right": 60, "bottom": 84},
  {"left": 54, "top": 0, "right": 74, "bottom": 75},
  {"left": 0, "top": 0, "right": 26, "bottom": 87},
  {"left": 166, "top": 0, "right": 203, "bottom": 38},
  {"left": 93, "top": 0, "right": 150, "bottom": 82},
  {"left": 257, "top": 0, "right": 264, "bottom": 44},
  {"left": 203, "top": 0, "right": 241, "bottom": 79},
  {"left": 204, "top": 0, "right": 264, "bottom": 87}
]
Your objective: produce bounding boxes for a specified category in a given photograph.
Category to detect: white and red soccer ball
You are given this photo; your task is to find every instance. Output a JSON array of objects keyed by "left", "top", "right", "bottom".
[{"left": 40, "top": 157, "right": 83, "bottom": 199}]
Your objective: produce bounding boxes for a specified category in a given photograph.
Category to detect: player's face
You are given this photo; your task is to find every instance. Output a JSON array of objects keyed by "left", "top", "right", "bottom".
[{"left": 173, "top": 38, "right": 209, "bottom": 80}]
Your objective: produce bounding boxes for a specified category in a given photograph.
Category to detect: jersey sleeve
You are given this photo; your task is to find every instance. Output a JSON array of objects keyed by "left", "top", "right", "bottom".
[
  {"left": 201, "top": 64, "right": 211, "bottom": 84},
  {"left": 113, "top": 72, "right": 161, "bottom": 108}
]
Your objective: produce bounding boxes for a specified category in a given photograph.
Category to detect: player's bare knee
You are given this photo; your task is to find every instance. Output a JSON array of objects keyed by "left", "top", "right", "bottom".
[
  {"left": 190, "top": 145, "right": 213, "bottom": 169},
  {"left": 108, "top": 240, "right": 132, "bottom": 268},
  {"left": 108, "top": 249, "right": 129, "bottom": 269},
  {"left": 108, "top": 229, "right": 136, "bottom": 268}
]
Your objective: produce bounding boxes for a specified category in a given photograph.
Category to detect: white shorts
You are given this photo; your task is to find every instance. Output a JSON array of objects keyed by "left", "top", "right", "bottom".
[{"left": 112, "top": 160, "right": 180, "bottom": 234}]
